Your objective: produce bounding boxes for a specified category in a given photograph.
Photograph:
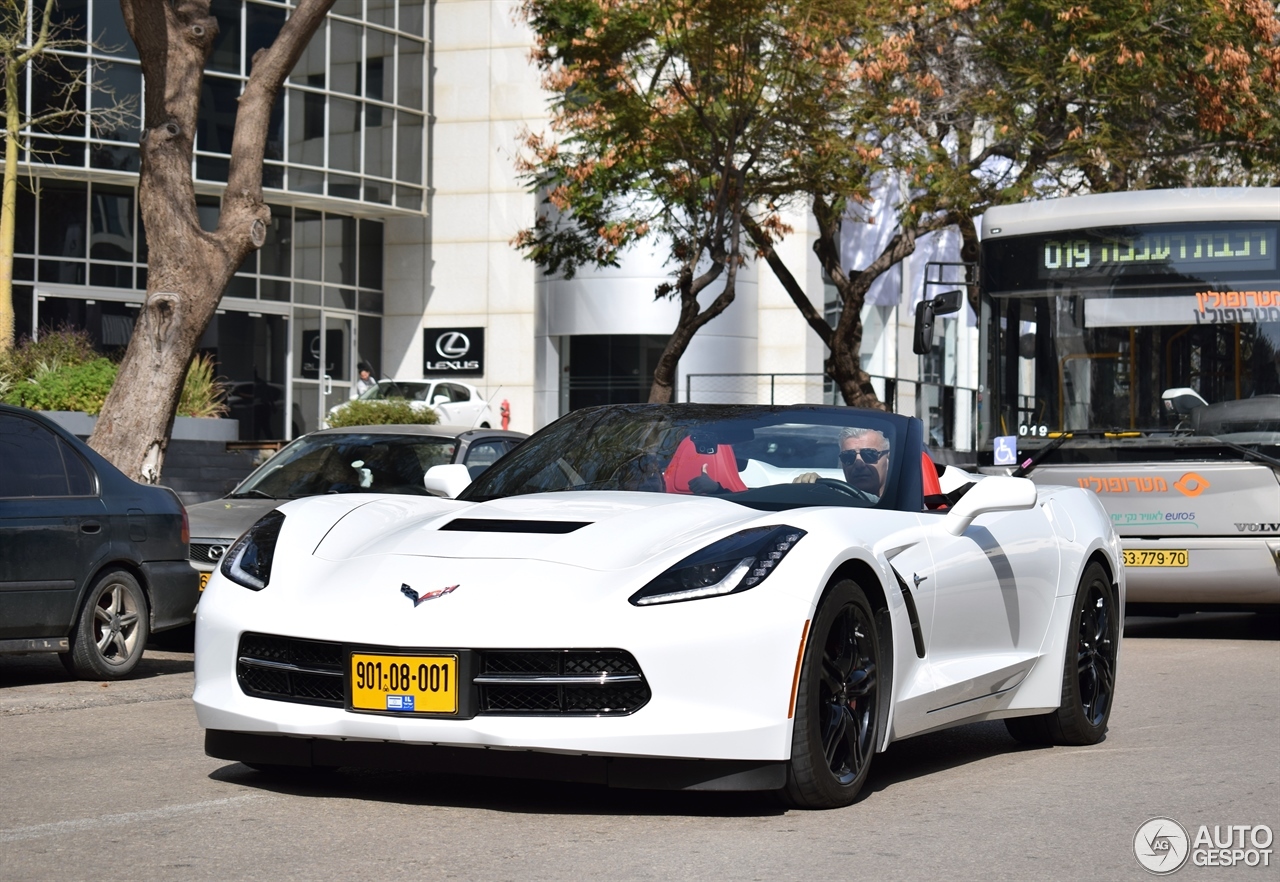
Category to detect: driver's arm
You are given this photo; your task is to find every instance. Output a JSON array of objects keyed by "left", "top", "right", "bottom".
[{"left": 792, "top": 472, "right": 819, "bottom": 483}]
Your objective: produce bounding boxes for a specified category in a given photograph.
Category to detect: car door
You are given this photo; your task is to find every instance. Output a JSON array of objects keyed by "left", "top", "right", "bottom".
[
  {"left": 0, "top": 413, "right": 106, "bottom": 639},
  {"left": 911, "top": 500, "right": 1061, "bottom": 726}
]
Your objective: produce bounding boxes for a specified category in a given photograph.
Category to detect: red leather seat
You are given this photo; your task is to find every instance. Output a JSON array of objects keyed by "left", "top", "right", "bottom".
[
  {"left": 922, "top": 451, "right": 946, "bottom": 509},
  {"left": 663, "top": 437, "right": 748, "bottom": 494}
]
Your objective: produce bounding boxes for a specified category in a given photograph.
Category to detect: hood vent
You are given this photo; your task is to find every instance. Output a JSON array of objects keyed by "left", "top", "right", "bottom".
[{"left": 439, "top": 518, "right": 591, "bottom": 534}]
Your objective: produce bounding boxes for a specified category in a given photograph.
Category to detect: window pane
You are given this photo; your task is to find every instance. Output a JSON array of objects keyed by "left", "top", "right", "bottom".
[
  {"left": 359, "top": 219, "right": 382, "bottom": 290},
  {"left": 286, "top": 87, "right": 325, "bottom": 167},
  {"left": 396, "top": 111, "right": 422, "bottom": 184},
  {"left": 329, "top": 96, "right": 361, "bottom": 172},
  {"left": 246, "top": 2, "right": 285, "bottom": 64},
  {"left": 38, "top": 182, "right": 87, "bottom": 258},
  {"left": 89, "top": 184, "right": 134, "bottom": 261},
  {"left": 260, "top": 205, "right": 292, "bottom": 277},
  {"left": 330, "top": 21, "right": 361, "bottom": 95},
  {"left": 367, "top": 0, "right": 393, "bottom": 28},
  {"left": 198, "top": 75, "right": 240, "bottom": 155},
  {"left": 92, "top": 63, "right": 141, "bottom": 143},
  {"left": 0, "top": 415, "right": 69, "bottom": 497},
  {"left": 399, "top": 1, "right": 424, "bottom": 36},
  {"left": 92, "top": 0, "right": 137, "bottom": 58},
  {"left": 295, "top": 210, "right": 323, "bottom": 280},
  {"left": 208, "top": 0, "right": 242, "bottom": 74},
  {"left": 288, "top": 20, "right": 326, "bottom": 85},
  {"left": 325, "top": 215, "right": 356, "bottom": 285},
  {"left": 396, "top": 38, "right": 423, "bottom": 109}
]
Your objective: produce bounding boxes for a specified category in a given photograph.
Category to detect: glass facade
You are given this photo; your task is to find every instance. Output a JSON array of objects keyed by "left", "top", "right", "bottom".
[
  {"left": 18, "top": 0, "right": 426, "bottom": 210},
  {"left": 7, "top": 0, "right": 425, "bottom": 441}
]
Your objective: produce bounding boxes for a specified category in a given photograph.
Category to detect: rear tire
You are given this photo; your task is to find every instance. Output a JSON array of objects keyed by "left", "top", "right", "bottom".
[
  {"left": 1005, "top": 561, "right": 1118, "bottom": 746},
  {"left": 782, "top": 580, "right": 880, "bottom": 809},
  {"left": 62, "top": 569, "right": 149, "bottom": 680}
]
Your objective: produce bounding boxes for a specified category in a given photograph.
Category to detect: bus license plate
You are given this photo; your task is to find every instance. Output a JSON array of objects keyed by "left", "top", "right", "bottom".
[
  {"left": 1123, "top": 549, "right": 1189, "bottom": 567},
  {"left": 350, "top": 653, "right": 458, "bottom": 714}
]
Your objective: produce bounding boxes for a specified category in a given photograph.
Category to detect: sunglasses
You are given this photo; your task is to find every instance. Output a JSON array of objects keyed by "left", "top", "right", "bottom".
[{"left": 839, "top": 447, "right": 889, "bottom": 465}]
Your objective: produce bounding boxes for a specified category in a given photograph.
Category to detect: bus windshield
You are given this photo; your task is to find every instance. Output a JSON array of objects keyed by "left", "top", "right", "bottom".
[{"left": 982, "top": 215, "right": 1280, "bottom": 445}]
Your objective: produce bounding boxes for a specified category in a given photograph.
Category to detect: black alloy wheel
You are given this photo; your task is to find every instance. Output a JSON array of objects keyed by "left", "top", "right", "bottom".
[
  {"left": 783, "top": 579, "right": 880, "bottom": 809},
  {"left": 1006, "top": 561, "right": 1118, "bottom": 746}
]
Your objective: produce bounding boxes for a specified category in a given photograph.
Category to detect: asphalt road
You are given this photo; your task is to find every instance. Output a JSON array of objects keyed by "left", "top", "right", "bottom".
[{"left": 1, "top": 614, "right": 1276, "bottom": 882}]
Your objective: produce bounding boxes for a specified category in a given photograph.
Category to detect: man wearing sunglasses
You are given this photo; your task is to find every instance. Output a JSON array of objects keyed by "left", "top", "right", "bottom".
[{"left": 793, "top": 427, "right": 891, "bottom": 497}]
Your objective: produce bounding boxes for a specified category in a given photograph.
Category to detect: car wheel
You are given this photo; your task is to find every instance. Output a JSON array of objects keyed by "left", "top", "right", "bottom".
[
  {"left": 782, "top": 579, "right": 880, "bottom": 809},
  {"left": 1005, "top": 561, "right": 1118, "bottom": 746},
  {"left": 61, "top": 569, "right": 150, "bottom": 680}
]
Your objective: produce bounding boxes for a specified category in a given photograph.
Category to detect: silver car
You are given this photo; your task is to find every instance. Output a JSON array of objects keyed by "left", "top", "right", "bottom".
[{"left": 187, "top": 425, "right": 526, "bottom": 590}]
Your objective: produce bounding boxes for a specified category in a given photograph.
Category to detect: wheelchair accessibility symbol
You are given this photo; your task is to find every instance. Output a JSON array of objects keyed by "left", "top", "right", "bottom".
[{"left": 993, "top": 435, "right": 1017, "bottom": 466}]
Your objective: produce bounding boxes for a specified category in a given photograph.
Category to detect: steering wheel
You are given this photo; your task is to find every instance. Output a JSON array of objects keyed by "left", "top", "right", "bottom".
[{"left": 816, "top": 477, "right": 877, "bottom": 503}]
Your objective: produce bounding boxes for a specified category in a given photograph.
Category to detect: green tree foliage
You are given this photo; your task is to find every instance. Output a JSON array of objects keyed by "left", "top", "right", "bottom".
[
  {"left": 326, "top": 399, "right": 441, "bottom": 427},
  {"left": 515, "top": 0, "right": 902, "bottom": 402},
  {"left": 754, "top": 0, "right": 1279, "bottom": 405}
]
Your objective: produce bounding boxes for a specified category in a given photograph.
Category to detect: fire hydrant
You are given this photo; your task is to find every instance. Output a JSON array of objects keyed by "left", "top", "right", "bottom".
[{"left": 500, "top": 399, "right": 511, "bottom": 431}]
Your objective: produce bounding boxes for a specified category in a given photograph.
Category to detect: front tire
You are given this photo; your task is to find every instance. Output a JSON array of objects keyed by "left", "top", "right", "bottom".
[
  {"left": 61, "top": 569, "right": 150, "bottom": 680},
  {"left": 782, "top": 580, "right": 880, "bottom": 809},
  {"left": 1006, "top": 561, "right": 1118, "bottom": 745}
]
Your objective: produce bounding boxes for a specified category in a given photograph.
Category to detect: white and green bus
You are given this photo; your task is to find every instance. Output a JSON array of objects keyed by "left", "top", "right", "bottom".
[{"left": 972, "top": 188, "right": 1279, "bottom": 611}]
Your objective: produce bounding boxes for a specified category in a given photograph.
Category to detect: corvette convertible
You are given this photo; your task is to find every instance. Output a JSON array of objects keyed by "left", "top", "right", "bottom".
[{"left": 195, "top": 404, "right": 1123, "bottom": 808}]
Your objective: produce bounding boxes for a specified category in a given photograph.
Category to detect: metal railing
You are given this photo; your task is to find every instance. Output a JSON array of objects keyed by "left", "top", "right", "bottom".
[{"left": 683, "top": 372, "right": 979, "bottom": 453}]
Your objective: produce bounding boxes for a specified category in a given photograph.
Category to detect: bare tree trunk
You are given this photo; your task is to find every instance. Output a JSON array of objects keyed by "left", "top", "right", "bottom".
[
  {"left": 648, "top": 259, "right": 738, "bottom": 403},
  {"left": 90, "top": 0, "right": 334, "bottom": 482},
  {"left": 0, "top": 76, "right": 19, "bottom": 351}
]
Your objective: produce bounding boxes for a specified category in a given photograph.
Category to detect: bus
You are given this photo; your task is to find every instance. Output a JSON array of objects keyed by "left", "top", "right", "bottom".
[{"left": 972, "top": 187, "right": 1279, "bottom": 611}]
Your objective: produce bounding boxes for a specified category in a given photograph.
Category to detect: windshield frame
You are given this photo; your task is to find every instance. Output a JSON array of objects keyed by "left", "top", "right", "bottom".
[{"left": 459, "top": 404, "right": 923, "bottom": 512}]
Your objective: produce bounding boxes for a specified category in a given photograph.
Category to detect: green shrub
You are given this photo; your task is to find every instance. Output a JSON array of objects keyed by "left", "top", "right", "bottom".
[
  {"left": 5, "top": 357, "right": 119, "bottom": 414},
  {"left": 178, "top": 352, "right": 230, "bottom": 418},
  {"left": 0, "top": 327, "right": 97, "bottom": 387},
  {"left": 327, "top": 399, "right": 440, "bottom": 427}
]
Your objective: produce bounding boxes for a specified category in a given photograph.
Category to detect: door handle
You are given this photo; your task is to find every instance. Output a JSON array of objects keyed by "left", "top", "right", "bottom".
[
  {"left": 80, "top": 520, "right": 102, "bottom": 534},
  {"left": 323, "top": 374, "right": 333, "bottom": 395}
]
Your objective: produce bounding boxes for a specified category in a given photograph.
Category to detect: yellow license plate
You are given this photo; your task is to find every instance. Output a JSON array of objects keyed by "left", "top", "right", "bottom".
[
  {"left": 350, "top": 653, "right": 458, "bottom": 714},
  {"left": 1123, "top": 549, "right": 1189, "bottom": 567},
  {"left": 199, "top": 572, "right": 210, "bottom": 591}
]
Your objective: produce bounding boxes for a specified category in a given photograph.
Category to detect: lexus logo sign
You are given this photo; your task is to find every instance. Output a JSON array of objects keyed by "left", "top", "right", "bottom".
[{"left": 424, "top": 327, "right": 484, "bottom": 377}]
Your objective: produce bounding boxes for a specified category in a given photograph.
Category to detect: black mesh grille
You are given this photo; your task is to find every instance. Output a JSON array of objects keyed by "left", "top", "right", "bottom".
[
  {"left": 478, "top": 650, "right": 650, "bottom": 716},
  {"left": 237, "top": 633, "right": 344, "bottom": 708},
  {"left": 190, "top": 543, "right": 231, "bottom": 565}
]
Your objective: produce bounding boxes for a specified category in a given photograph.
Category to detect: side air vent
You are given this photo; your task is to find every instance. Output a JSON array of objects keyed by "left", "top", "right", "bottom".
[{"left": 439, "top": 519, "right": 591, "bottom": 534}]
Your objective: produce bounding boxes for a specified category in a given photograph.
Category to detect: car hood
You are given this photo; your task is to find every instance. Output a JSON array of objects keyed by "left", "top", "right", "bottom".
[
  {"left": 187, "top": 497, "right": 280, "bottom": 540},
  {"left": 307, "top": 492, "right": 777, "bottom": 572}
]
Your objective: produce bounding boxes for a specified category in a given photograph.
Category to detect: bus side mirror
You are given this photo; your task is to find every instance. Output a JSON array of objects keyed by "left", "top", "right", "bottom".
[{"left": 913, "top": 290, "right": 963, "bottom": 355}]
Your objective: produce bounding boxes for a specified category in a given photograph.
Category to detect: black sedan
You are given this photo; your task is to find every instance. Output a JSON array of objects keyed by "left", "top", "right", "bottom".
[
  {"left": 186, "top": 425, "right": 527, "bottom": 586},
  {"left": 0, "top": 404, "right": 199, "bottom": 679}
]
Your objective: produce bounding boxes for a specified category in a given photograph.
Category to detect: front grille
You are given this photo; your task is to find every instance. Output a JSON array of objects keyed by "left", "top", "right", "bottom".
[
  {"left": 190, "top": 542, "right": 231, "bottom": 565},
  {"left": 237, "top": 633, "right": 344, "bottom": 707},
  {"left": 235, "top": 637, "right": 651, "bottom": 716},
  {"left": 476, "top": 650, "right": 650, "bottom": 716}
]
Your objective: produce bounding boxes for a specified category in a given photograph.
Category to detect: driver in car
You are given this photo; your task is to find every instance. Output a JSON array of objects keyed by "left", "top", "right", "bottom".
[{"left": 793, "top": 427, "right": 891, "bottom": 496}]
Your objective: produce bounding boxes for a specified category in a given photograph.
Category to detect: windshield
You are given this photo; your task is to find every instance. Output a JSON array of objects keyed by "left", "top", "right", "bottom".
[
  {"left": 983, "top": 221, "right": 1280, "bottom": 445},
  {"left": 460, "top": 405, "right": 912, "bottom": 511},
  {"left": 359, "top": 380, "right": 433, "bottom": 402},
  {"left": 234, "top": 433, "right": 455, "bottom": 498}
]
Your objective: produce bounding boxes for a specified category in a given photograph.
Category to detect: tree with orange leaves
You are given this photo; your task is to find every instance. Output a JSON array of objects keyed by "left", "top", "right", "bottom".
[{"left": 515, "top": 0, "right": 907, "bottom": 402}]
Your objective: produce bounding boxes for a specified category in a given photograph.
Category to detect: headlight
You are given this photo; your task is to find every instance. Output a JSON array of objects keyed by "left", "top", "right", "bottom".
[
  {"left": 220, "top": 510, "right": 285, "bottom": 591},
  {"left": 629, "top": 525, "right": 806, "bottom": 606}
]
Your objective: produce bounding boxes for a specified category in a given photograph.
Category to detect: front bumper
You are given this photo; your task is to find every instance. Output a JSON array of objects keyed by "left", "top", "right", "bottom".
[{"left": 193, "top": 554, "right": 814, "bottom": 764}]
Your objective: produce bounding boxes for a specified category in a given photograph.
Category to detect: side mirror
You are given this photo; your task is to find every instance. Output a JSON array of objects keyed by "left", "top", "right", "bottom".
[
  {"left": 423, "top": 463, "right": 472, "bottom": 498},
  {"left": 912, "top": 290, "right": 963, "bottom": 355},
  {"left": 1161, "top": 387, "right": 1208, "bottom": 416},
  {"left": 432, "top": 394, "right": 450, "bottom": 406},
  {"left": 942, "top": 476, "right": 1037, "bottom": 536}
]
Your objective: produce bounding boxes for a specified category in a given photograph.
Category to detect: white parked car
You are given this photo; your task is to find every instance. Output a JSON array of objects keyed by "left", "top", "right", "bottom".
[
  {"left": 195, "top": 404, "right": 1123, "bottom": 808},
  {"left": 326, "top": 379, "right": 495, "bottom": 428}
]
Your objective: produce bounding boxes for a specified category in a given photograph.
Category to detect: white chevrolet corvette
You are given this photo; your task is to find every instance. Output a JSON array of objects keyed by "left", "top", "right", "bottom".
[{"left": 195, "top": 404, "right": 1123, "bottom": 808}]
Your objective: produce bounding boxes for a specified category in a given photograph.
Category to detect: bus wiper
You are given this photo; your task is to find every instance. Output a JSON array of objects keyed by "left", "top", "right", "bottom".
[
  {"left": 1214, "top": 439, "right": 1280, "bottom": 469},
  {"left": 1010, "top": 429, "right": 1135, "bottom": 477}
]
